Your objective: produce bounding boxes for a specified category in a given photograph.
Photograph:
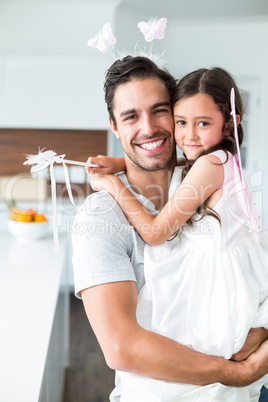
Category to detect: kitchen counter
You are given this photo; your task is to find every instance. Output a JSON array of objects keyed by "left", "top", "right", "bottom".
[{"left": 0, "top": 232, "right": 70, "bottom": 402}]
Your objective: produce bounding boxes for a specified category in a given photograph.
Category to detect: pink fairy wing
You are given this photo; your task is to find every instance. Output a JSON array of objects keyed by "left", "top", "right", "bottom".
[
  {"left": 230, "top": 89, "right": 260, "bottom": 244},
  {"left": 231, "top": 157, "right": 260, "bottom": 244}
]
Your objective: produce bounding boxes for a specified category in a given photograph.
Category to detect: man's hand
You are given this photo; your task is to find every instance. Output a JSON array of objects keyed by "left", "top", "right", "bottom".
[{"left": 231, "top": 328, "right": 268, "bottom": 362}]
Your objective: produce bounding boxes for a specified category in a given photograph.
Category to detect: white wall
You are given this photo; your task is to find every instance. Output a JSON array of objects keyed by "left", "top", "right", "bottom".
[{"left": 0, "top": 0, "right": 121, "bottom": 129}]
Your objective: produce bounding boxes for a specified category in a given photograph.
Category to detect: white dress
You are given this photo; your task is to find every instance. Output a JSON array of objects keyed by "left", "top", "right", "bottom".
[{"left": 119, "top": 150, "right": 268, "bottom": 402}]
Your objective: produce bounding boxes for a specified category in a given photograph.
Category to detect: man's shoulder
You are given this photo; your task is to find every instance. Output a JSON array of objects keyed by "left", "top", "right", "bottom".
[
  {"left": 76, "top": 190, "right": 123, "bottom": 222},
  {"left": 84, "top": 190, "right": 116, "bottom": 209}
]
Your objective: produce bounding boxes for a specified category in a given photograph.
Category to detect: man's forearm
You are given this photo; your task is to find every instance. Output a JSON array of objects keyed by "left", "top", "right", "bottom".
[
  {"left": 112, "top": 327, "right": 263, "bottom": 387},
  {"left": 82, "top": 282, "right": 268, "bottom": 387}
]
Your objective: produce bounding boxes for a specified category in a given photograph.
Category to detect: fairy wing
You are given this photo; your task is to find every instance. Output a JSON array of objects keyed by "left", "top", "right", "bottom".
[
  {"left": 230, "top": 88, "right": 260, "bottom": 244},
  {"left": 231, "top": 157, "right": 260, "bottom": 244}
]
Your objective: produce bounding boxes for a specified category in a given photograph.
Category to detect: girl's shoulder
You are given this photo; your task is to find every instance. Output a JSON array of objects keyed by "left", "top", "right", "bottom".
[
  {"left": 187, "top": 153, "right": 224, "bottom": 188},
  {"left": 195, "top": 150, "right": 232, "bottom": 172},
  {"left": 206, "top": 149, "right": 232, "bottom": 164},
  {"left": 195, "top": 150, "right": 227, "bottom": 169},
  {"left": 197, "top": 150, "right": 234, "bottom": 188},
  {"left": 191, "top": 152, "right": 226, "bottom": 186}
]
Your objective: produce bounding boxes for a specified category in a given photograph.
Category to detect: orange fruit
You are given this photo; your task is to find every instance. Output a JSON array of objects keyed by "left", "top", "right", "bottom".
[
  {"left": 8, "top": 207, "right": 22, "bottom": 221},
  {"left": 25, "top": 208, "right": 36, "bottom": 216},
  {"left": 9, "top": 207, "right": 37, "bottom": 222},
  {"left": 16, "top": 212, "right": 35, "bottom": 222},
  {"left": 34, "top": 214, "right": 47, "bottom": 223}
]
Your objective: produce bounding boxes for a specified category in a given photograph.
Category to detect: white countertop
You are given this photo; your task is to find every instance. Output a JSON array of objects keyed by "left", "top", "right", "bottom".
[{"left": 0, "top": 232, "right": 69, "bottom": 402}]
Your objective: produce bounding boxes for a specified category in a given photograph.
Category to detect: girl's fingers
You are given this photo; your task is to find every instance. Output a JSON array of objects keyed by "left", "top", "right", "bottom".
[
  {"left": 85, "top": 156, "right": 102, "bottom": 174},
  {"left": 88, "top": 155, "right": 105, "bottom": 165},
  {"left": 85, "top": 155, "right": 114, "bottom": 175},
  {"left": 90, "top": 175, "right": 104, "bottom": 191},
  {"left": 87, "top": 167, "right": 110, "bottom": 175}
]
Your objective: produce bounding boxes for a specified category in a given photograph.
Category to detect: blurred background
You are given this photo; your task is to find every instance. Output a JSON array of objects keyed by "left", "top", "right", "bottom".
[{"left": 0, "top": 1, "right": 268, "bottom": 401}]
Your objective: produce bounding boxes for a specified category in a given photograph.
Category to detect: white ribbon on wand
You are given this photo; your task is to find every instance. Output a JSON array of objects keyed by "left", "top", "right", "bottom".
[{"left": 24, "top": 149, "right": 99, "bottom": 252}]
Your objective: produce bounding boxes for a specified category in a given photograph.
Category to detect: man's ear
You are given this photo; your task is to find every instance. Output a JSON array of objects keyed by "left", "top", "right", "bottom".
[{"left": 109, "top": 116, "right": 119, "bottom": 139}]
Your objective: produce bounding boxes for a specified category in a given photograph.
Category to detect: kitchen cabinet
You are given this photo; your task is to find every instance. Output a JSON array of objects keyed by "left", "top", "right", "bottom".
[{"left": 0, "top": 232, "right": 70, "bottom": 402}]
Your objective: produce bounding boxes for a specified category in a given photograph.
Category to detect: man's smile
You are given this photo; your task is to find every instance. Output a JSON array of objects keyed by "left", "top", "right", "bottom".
[{"left": 138, "top": 139, "right": 166, "bottom": 151}]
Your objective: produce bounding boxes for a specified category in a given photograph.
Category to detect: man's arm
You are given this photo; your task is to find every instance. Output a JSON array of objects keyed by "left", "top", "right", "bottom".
[{"left": 82, "top": 280, "right": 268, "bottom": 387}]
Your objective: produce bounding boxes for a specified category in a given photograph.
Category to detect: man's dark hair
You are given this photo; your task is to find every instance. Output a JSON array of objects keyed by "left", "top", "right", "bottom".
[{"left": 104, "top": 55, "right": 177, "bottom": 127}]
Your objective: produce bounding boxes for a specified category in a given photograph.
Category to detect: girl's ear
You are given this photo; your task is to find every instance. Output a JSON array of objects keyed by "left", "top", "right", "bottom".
[
  {"left": 235, "top": 115, "right": 241, "bottom": 127},
  {"left": 109, "top": 116, "right": 120, "bottom": 139},
  {"left": 223, "top": 115, "right": 241, "bottom": 137}
]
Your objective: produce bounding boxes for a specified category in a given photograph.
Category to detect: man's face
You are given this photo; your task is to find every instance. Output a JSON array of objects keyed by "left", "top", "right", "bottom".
[{"left": 110, "top": 77, "right": 176, "bottom": 171}]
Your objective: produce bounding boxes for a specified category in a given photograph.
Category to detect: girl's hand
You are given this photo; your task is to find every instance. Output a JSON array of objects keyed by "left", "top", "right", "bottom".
[
  {"left": 90, "top": 174, "right": 121, "bottom": 195},
  {"left": 231, "top": 328, "right": 268, "bottom": 362},
  {"left": 85, "top": 155, "right": 126, "bottom": 175},
  {"left": 242, "top": 337, "right": 268, "bottom": 384}
]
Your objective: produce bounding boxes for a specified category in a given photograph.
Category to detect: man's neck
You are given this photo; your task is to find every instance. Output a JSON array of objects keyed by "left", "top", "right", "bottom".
[{"left": 125, "top": 162, "right": 176, "bottom": 210}]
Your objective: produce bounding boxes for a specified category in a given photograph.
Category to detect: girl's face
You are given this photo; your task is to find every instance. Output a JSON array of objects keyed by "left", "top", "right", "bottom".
[{"left": 174, "top": 93, "right": 229, "bottom": 160}]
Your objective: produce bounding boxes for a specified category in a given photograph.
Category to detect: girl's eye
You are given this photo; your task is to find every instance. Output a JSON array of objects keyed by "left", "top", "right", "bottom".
[
  {"left": 198, "top": 121, "right": 209, "bottom": 127},
  {"left": 176, "top": 120, "right": 186, "bottom": 126}
]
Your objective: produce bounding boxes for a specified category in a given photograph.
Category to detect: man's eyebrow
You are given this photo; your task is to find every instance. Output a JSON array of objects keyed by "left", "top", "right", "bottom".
[
  {"left": 119, "top": 108, "right": 138, "bottom": 118},
  {"left": 119, "top": 102, "right": 171, "bottom": 118},
  {"left": 152, "top": 101, "right": 171, "bottom": 110}
]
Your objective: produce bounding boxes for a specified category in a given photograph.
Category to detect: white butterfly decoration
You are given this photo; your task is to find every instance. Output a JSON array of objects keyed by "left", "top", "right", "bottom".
[
  {"left": 138, "top": 18, "right": 167, "bottom": 42},
  {"left": 87, "top": 23, "right": 116, "bottom": 53},
  {"left": 24, "top": 150, "right": 65, "bottom": 172}
]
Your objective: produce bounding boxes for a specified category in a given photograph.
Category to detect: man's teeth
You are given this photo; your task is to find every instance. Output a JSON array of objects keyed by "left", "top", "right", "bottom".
[{"left": 140, "top": 139, "right": 164, "bottom": 150}]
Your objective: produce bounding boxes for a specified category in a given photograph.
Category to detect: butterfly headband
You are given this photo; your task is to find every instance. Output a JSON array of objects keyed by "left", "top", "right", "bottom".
[{"left": 87, "top": 17, "right": 167, "bottom": 54}]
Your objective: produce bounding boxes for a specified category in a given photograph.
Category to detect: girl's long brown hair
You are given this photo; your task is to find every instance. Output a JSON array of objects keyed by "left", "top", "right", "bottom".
[{"left": 173, "top": 67, "right": 244, "bottom": 227}]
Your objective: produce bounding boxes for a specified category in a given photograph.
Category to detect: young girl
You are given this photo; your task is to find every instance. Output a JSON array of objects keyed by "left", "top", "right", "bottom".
[{"left": 90, "top": 67, "right": 268, "bottom": 401}]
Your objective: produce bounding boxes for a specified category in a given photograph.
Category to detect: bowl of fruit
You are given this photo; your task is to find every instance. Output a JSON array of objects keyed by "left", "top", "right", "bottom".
[{"left": 7, "top": 207, "right": 49, "bottom": 241}]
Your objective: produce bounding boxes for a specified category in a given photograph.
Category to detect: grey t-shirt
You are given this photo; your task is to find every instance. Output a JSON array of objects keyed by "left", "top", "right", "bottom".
[
  {"left": 72, "top": 169, "right": 182, "bottom": 402},
  {"left": 72, "top": 173, "right": 159, "bottom": 299}
]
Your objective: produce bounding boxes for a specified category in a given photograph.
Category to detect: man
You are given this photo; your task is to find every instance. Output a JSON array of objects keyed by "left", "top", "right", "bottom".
[{"left": 72, "top": 56, "right": 268, "bottom": 401}]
